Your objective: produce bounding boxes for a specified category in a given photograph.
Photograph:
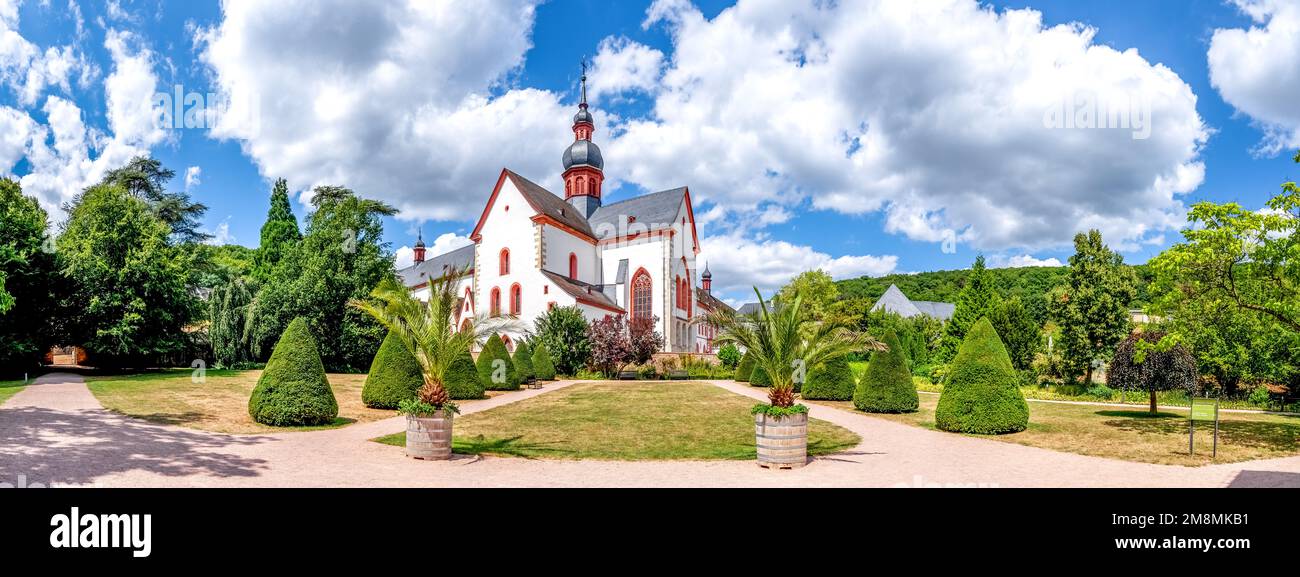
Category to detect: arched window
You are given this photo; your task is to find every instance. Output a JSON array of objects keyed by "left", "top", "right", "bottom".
[
  {"left": 501, "top": 334, "right": 513, "bottom": 352},
  {"left": 675, "top": 276, "right": 683, "bottom": 309},
  {"left": 499, "top": 248, "right": 510, "bottom": 275},
  {"left": 568, "top": 252, "right": 578, "bottom": 279},
  {"left": 510, "top": 284, "right": 521, "bottom": 315},
  {"left": 490, "top": 288, "right": 501, "bottom": 317},
  {"left": 631, "top": 269, "right": 652, "bottom": 320},
  {"left": 459, "top": 318, "right": 471, "bottom": 333}
]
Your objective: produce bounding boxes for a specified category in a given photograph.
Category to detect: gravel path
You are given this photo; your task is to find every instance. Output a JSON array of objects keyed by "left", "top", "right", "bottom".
[{"left": 2, "top": 373, "right": 1298, "bottom": 488}]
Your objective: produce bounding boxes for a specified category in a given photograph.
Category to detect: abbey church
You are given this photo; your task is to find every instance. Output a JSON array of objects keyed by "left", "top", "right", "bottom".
[{"left": 398, "top": 72, "right": 730, "bottom": 353}]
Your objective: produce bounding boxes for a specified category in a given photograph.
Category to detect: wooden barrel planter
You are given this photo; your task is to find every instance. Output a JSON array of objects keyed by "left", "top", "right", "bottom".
[
  {"left": 406, "top": 411, "right": 454, "bottom": 460},
  {"left": 755, "top": 412, "right": 808, "bottom": 469}
]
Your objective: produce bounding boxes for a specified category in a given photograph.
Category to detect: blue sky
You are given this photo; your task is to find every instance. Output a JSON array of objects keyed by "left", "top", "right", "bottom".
[{"left": 2, "top": 0, "right": 1298, "bottom": 305}]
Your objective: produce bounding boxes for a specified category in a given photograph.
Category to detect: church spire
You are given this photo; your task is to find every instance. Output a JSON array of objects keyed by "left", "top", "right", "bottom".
[
  {"left": 562, "top": 58, "right": 604, "bottom": 218},
  {"left": 413, "top": 228, "right": 426, "bottom": 264}
]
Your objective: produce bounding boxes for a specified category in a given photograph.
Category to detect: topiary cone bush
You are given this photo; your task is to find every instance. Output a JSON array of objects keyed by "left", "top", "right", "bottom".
[
  {"left": 802, "top": 355, "right": 856, "bottom": 401},
  {"left": 444, "top": 350, "right": 485, "bottom": 400},
  {"left": 249, "top": 317, "right": 339, "bottom": 426},
  {"left": 734, "top": 351, "right": 755, "bottom": 382},
  {"left": 512, "top": 341, "right": 535, "bottom": 383},
  {"left": 853, "top": 330, "right": 918, "bottom": 412},
  {"left": 749, "top": 364, "right": 771, "bottom": 387},
  {"left": 934, "top": 317, "right": 1028, "bottom": 434},
  {"left": 532, "top": 342, "right": 557, "bottom": 380},
  {"left": 476, "top": 333, "right": 518, "bottom": 391},
  {"left": 361, "top": 331, "right": 423, "bottom": 409}
]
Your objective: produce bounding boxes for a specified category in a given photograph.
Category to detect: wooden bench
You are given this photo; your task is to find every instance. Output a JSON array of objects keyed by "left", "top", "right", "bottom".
[
  {"left": 667, "top": 369, "right": 689, "bottom": 380},
  {"left": 617, "top": 370, "right": 638, "bottom": 380}
]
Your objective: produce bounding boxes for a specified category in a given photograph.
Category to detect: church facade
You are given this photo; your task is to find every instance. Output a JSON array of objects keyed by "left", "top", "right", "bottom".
[{"left": 398, "top": 72, "right": 730, "bottom": 354}]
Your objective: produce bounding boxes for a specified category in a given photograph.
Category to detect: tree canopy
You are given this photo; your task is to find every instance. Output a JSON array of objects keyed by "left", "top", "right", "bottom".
[{"left": 1050, "top": 230, "right": 1136, "bottom": 383}]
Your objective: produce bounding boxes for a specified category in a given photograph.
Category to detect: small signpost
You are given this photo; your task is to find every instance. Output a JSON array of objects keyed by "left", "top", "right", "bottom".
[{"left": 1189, "top": 396, "right": 1220, "bottom": 458}]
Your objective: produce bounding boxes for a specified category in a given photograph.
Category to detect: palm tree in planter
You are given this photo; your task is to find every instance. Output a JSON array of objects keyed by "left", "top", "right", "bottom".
[
  {"left": 350, "top": 270, "right": 514, "bottom": 460},
  {"left": 709, "top": 288, "right": 880, "bottom": 469}
]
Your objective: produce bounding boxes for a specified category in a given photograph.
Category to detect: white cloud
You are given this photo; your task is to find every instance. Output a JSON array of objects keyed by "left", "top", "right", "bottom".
[
  {"left": 184, "top": 165, "right": 201, "bottom": 190},
  {"left": 15, "top": 26, "right": 163, "bottom": 217},
  {"left": 197, "top": 0, "right": 573, "bottom": 222},
  {"left": 0, "top": 0, "right": 90, "bottom": 106},
  {"left": 394, "top": 231, "right": 472, "bottom": 270},
  {"left": 701, "top": 232, "right": 896, "bottom": 300},
  {"left": 988, "top": 254, "right": 1064, "bottom": 268},
  {"left": 1209, "top": 0, "right": 1300, "bottom": 155},
  {"left": 588, "top": 36, "right": 664, "bottom": 102},
  {"left": 203, "top": 218, "right": 235, "bottom": 246},
  {"left": 606, "top": 0, "right": 1208, "bottom": 252}
]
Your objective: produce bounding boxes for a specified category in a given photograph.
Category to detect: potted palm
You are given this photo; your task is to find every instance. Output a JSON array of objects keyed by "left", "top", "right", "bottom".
[
  {"left": 350, "top": 269, "right": 511, "bottom": 460},
  {"left": 709, "top": 288, "right": 879, "bottom": 468}
]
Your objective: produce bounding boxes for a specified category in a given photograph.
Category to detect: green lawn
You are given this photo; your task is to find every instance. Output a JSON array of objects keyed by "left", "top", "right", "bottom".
[
  {"left": 374, "top": 380, "right": 860, "bottom": 460},
  {"left": 86, "top": 369, "right": 392, "bottom": 434},
  {"left": 810, "top": 394, "right": 1300, "bottom": 466},
  {"left": 0, "top": 379, "right": 27, "bottom": 405}
]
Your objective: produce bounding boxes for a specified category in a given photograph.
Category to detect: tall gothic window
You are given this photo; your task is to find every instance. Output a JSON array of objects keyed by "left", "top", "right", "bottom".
[
  {"left": 568, "top": 253, "right": 578, "bottom": 279},
  {"left": 632, "top": 269, "right": 652, "bottom": 320},
  {"left": 510, "top": 284, "right": 521, "bottom": 315},
  {"left": 490, "top": 288, "right": 501, "bottom": 317},
  {"left": 499, "top": 248, "right": 510, "bottom": 275}
]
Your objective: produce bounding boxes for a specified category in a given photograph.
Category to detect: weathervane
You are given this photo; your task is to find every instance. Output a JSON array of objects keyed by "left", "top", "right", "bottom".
[{"left": 580, "top": 56, "right": 589, "bottom": 105}]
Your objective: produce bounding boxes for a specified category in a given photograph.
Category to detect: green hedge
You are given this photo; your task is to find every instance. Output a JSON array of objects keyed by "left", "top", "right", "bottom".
[
  {"left": 445, "top": 350, "right": 485, "bottom": 400},
  {"left": 248, "top": 317, "right": 339, "bottom": 426},
  {"left": 853, "top": 330, "right": 918, "bottom": 412},
  {"left": 734, "top": 351, "right": 755, "bottom": 382},
  {"left": 361, "top": 331, "right": 423, "bottom": 409},
  {"left": 935, "top": 318, "right": 1028, "bottom": 434},
  {"left": 532, "top": 342, "right": 557, "bottom": 380},
  {"left": 802, "top": 356, "right": 856, "bottom": 401},
  {"left": 476, "top": 333, "right": 518, "bottom": 391},
  {"left": 750, "top": 364, "right": 771, "bottom": 387},
  {"left": 512, "top": 341, "right": 535, "bottom": 382}
]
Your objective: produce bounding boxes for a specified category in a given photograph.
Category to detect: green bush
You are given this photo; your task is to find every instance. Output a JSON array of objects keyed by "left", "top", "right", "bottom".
[
  {"left": 476, "top": 333, "right": 518, "bottom": 390},
  {"left": 718, "top": 343, "right": 742, "bottom": 368},
  {"left": 532, "top": 342, "right": 557, "bottom": 380},
  {"left": 935, "top": 318, "right": 1028, "bottom": 434},
  {"left": 802, "top": 356, "right": 856, "bottom": 401},
  {"left": 853, "top": 331, "right": 918, "bottom": 412},
  {"left": 512, "top": 341, "right": 535, "bottom": 382},
  {"left": 749, "top": 364, "right": 771, "bottom": 387},
  {"left": 248, "top": 317, "right": 339, "bottom": 426},
  {"left": 735, "top": 351, "right": 755, "bottom": 382},
  {"left": 445, "top": 350, "right": 485, "bottom": 400},
  {"left": 361, "top": 331, "right": 423, "bottom": 409}
]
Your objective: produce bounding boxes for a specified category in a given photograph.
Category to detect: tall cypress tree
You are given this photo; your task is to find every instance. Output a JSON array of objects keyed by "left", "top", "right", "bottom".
[
  {"left": 252, "top": 178, "right": 301, "bottom": 282},
  {"left": 939, "top": 255, "right": 1000, "bottom": 361}
]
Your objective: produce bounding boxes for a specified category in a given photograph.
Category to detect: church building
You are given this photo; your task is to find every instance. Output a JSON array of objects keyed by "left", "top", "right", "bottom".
[{"left": 398, "top": 70, "right": 731, "bottom": 354}]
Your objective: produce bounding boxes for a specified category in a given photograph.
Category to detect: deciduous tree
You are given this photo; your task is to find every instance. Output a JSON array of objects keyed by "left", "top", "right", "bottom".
[{"left": 1050, "top": 230, "right": 1136, "bottom": 383}]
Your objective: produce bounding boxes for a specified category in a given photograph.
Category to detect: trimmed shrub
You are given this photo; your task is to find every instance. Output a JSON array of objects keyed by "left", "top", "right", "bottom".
[
  {"left": 476, "top": 333, "right": 518, "bottom": 391},
  {"left": 734, "top": 351, "right": 755, "bottom": 382},
  {"left": 445, "top": 350, "right": 485, "bottom": 400},
  {"left": 935, "top": 318, "right": 1029, "bottom": 434},
  {"left": 512, "top": 341, "right": 535, "bottom": 382},
  {"left": 248, "top": 317, "right": 339, "bottom": 426},
  {"left": 532, "top": 342, "right": 557, "bottom": 380},
  {"left": 853, "top": 331, "right": 918, "bottom": 412},
  {"left": 361, "top": 331, "right": 423, "bottom": 409},
  {"left": 802, "top": 355, "right": 856, "bottom": 401},
  {"left": 749, "top": 364, "right": 771, "bottom": 387}
]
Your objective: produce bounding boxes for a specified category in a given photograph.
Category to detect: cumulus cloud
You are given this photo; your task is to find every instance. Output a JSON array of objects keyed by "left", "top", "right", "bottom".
[
  {"left": 1209, "top": 0, "right": 1300, "bottom": 155},
  {"left": 988, "top": 254, "right": 1064, "bottom": 268},
  {"left": 0, "top": 0, "right": 92, "bottom": 106},
  {"left": 184, "top": 165, "right": 201, "bottom": 190},
  {"left": 588, "top": 36, "right": 664, "bottom": 102},
  {"left": 604, "top": 0, "right": 1208, "bottom": 252},
  {"left": 197, "top": 0, "right": 579, "bottom": 221},
  {"left": 393, "top": 231, "right": 472, "bottom": 270},
  {"left": 701, "top": 232, "right": 896, "bottom": 300}
]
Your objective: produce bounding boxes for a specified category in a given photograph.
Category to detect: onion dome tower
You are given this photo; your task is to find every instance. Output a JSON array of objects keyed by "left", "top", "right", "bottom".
[{"left": 563, "top": 62, "right": 604, "bottom": 218}]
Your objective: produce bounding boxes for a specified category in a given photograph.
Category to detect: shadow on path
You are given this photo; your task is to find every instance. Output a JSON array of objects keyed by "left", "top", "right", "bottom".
[
  {"left": 0, "top": 405, "right": 272, "bottom": 486},
  {"left": 1227, "top": 470, "right": 1300, "bottom": 488}
]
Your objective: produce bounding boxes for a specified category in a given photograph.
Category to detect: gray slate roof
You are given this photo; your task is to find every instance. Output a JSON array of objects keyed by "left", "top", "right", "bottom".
[
  {"left": 539, "top": 269, "right": 623, "bottom": 312},
  {"left": 398, "top": 243, "right": 475, "bottom": 286},
  {"left": 506, "top": 170, "right": 595, "bottom": 238},
  {"left": 588, "top": 187, "right": 687, "bottom": 240},
  {"left": 870, "top": 284, "right": 954, "bottom": 321},
  {"left": 737, "top": 302, "right": 766, "bottom": 316}
]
